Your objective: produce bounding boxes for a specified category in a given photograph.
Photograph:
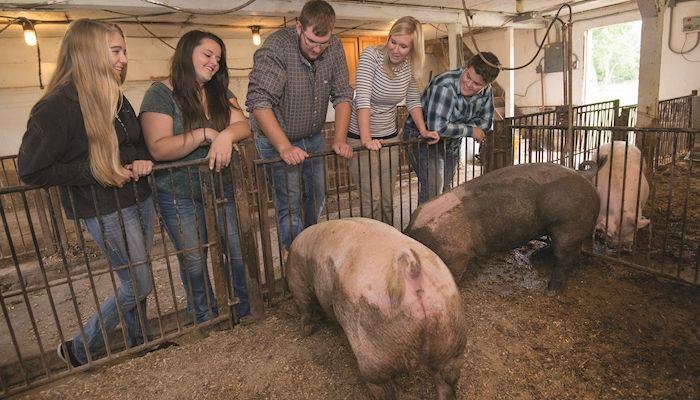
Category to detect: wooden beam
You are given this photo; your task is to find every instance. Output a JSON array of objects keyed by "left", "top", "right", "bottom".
[
  {"left": 635, "top": 0, "right": 666, "bottom": 129},
  {"left": 4, "top": 0, "right": 521, "bottom": 27}
]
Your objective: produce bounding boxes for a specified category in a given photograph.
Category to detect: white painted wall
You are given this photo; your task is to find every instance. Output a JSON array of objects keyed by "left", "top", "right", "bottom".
[
  {"left": 469, "top": 1, "right": 699, "bottom": 111},
  {"left": 0, "top": 30, "right": 256, "bottom": 157},
  {"left": 2, "top": 2, "right": 698, "bottom": 156},
  {"left": 659, "top": 1, "right": 700, "bottom": 101}
]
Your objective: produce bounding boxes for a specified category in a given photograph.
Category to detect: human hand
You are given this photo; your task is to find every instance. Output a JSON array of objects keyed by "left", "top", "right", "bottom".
[
  {"left": 279, "top": 145, "right": 309, "bottom": 165},
  {"left": 125, "top": 160, "right": 153, "bottom": 181},
  {"left": 420, "top": 130, "right": 440, "bottom": 145},
  {"left": 333, "top": 141, "right": 353, "bottom": 159},
  {"left": 112, "top": 166, "right": 133, "bottom": 188},
  {"left": 363, "top": 139, "right": 383, "bottom": 151},
  {"left": 207, "top": 130, "right": 233, "bottom": 171},
  {"left": 471, "top": 127, "right": 485, "bottom": 143},
  {"left": 201, "top": 128, "right": 219, "bottom": 147}
]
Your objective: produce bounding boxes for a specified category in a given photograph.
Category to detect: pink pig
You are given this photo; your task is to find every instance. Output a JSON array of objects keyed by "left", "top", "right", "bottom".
[
  {"left": 286, "top": 217, "right": 466, "bottom": 400},
  {"left": 594, "top": 141, "right": 650, "bottom": 249}
]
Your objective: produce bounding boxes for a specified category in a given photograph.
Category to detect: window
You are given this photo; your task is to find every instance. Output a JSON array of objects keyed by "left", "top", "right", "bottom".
[{"left": 584, "top": 21, "right": 641, "bottom": 105}]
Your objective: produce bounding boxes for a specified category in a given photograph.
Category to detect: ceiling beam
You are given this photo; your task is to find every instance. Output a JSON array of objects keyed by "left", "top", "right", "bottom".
[{"left": 2, "top": 0, "right": 528, "bottom": 27}]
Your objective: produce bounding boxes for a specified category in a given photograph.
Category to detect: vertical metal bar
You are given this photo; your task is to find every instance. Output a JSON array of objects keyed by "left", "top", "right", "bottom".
[{"left": 0, "top": 196, "right": 31, "bottom": 386}]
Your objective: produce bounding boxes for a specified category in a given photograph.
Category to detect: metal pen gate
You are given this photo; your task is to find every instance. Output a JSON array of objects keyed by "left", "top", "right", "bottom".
[{"left": 1, "top": 94, "right": 698, "bottom": 397}]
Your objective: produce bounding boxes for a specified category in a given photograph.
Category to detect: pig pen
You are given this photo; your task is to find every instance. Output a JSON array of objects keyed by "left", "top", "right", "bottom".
[
  {"left": 3, "top": 97, "right": 699, "bottom": 399},
  {"left": 10, "top": 241, "right": 699, "bottom": 400},
  {"left": 9, "top": 150, "right": 700, "bottom": 400}
]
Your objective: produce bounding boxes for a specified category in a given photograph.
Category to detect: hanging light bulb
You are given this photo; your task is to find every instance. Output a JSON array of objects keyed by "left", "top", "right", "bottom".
[
  {"left": 251, "top": 26, "right": 261, "bottom": 46},
  {"left": 20, "top": 18, "right": 37, "bottom": 46}
]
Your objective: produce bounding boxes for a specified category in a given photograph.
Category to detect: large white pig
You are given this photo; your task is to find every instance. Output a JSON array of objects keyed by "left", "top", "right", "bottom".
[
  {"left": 286, "top": 217, "right": 466, "bottom": 400},
  {"left": 594, "top": 141, "right": 650, "bottom": 249}
]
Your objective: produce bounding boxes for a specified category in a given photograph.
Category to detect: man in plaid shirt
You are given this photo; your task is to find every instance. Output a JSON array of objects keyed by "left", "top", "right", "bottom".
[
  {"left": 246, "top": 0, "right": 353, "bottom": 249},
  {"left": 403, "top": 52, "right": 500, "bottom": 204}
]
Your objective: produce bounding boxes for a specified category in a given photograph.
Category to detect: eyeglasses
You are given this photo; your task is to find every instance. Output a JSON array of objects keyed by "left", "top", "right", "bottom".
[{"left": 301, "top": 31, "right": 331, "bottom": 50}]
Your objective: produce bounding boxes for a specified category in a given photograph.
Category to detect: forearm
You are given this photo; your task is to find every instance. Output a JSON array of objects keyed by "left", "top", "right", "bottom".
[
  {"left": 148, "top": 128, "right": 205, "bottom": 161},
  {"left": 408, "top": 107, "right": 429, "bottom": 134},
  {"left": 218, "top": 120, "right": 252, "bottom": 144},
  {"left": 333, "top": 101, "right": 351, "bottom": 143},
  {"left": 357, "top": 108, "right": 372, "bottom": 143},
  {"left": 252, "top": 108, "right": 292, "bottom": 153}
]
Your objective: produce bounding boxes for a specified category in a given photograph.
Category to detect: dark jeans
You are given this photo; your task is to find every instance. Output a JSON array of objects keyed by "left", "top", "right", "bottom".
[
  {"left": 255, "top": 134, "right": 327, "bottom": 249},
  {"left": 403, "top": 125, "right": 461, "bottom": 204}
]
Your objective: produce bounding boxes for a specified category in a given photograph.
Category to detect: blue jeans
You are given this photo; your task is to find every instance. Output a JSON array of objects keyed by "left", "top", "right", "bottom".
[
  {"left": 255, "top": 134, "right": 327, "bottom": 249},
  {"left": 72, "top": 197, "right": 154, "bottom": 365},
  {"left": 157, "top": 187, "right": 249, "bottom": 322},
  {"left": 404, "top": 125, "right": 461, "bottom": 204}
]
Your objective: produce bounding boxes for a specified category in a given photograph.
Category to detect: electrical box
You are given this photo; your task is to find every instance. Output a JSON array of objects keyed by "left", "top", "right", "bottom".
[
  {"left": 544, "top": 42, "right": 564, "bottom": 73},
  {"left": 683, "top": 16, "right": 700, "bottom": 33}
]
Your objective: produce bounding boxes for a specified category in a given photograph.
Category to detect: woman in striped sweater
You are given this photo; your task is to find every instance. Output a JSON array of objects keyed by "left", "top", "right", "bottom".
[{"left": 347, "top": 16, "right": 438, "bottom": 224}]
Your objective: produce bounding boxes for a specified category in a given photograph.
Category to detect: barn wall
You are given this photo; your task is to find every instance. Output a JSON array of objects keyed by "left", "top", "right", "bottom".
[
  {"left": 470, "top": 1, "right": 700, "bottom": 110},
  {"left": 0, "top": 32, "right": 256, "bottom": 157},
  {"left": 1, "top": 1, "right": 699, "bottom": 157}
]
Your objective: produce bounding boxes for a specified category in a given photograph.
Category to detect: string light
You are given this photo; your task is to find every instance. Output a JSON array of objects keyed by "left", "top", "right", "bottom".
[
  {"left": 250, "top": 26, "right": 261, "bottom": 46},
  {"left": 20, "top": 18, "right": 37, "bottom": 46}
]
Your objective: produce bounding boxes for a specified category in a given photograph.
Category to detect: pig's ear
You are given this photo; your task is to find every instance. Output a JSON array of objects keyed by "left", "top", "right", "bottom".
[{"left": 637, "top": 217, "right": 650, "bottom": 230}]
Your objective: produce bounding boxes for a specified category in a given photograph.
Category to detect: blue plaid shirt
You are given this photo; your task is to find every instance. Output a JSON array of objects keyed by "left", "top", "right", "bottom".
[{"left": 405, "top": 68, "right": 494, "bottom": 139}]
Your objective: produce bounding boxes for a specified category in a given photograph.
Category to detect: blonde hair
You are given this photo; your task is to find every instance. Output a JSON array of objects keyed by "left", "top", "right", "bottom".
[
  {"left": 43, "top": 19, "right": 126, "bottom": 187},
  {"left": 382, "top": 16, "right": 425, "bottom": 82}
]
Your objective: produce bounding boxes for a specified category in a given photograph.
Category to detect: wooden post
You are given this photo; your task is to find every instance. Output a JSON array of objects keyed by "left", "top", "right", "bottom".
[
  {"left": 693, "top": 94, "right": 700, "bottom": 162},
  {"left": 198, "top": 167, "right": 229, "bottom": 320},
  {"left": 635, "top": 0, "right": 667, "bottom": 164},
  {"left": 230, "top": 151, "right": 264, "bottom": 321}
]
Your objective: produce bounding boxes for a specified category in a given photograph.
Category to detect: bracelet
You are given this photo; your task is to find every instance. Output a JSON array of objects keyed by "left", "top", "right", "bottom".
[{"left": 202, "top": 128, "right": 207, "bottom": 143}]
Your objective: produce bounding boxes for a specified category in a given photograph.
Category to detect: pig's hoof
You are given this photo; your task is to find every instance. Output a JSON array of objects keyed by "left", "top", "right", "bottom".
[{"left": 300, "top": 322, "right": 318, "bottom": 337}]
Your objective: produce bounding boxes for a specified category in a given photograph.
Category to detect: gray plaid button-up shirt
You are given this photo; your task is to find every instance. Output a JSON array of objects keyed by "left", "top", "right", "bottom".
[{"left": 246, "top": 27, "right": 353, "bottom": 142}]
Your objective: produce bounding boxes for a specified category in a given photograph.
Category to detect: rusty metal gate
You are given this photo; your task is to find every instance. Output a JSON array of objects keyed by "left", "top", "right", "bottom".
[
  {"left": 1, "top": 95, "right": 697, "bottom": 397},
  {"left": 0, "top": 156, "right": 262, "bottom": 397}
]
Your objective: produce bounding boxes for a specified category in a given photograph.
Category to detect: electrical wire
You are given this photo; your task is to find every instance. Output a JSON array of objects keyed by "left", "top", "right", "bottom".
[
  {"left": 462, "top": 0, "right": 572, "bottom": 72},
  {"left": 0, "top": 17, "right": 43, "bottom": 88},
  {"left": 135, "top": 16, "right": 175, "bottom": 50},
  {"left": 515, "top": 59, "right": 545, "bottom": 97},
  {"left": 140, "top": 0, "right": 257, "bottom": 16},
  {"left": 679, "top": 35, "right": 700, "bottom": 62},
  {"left": 429, "top": 23, "right": 447, "bottom": 33},
  {"left": 0, "top": 17, "right": 20, "bottom": 34},
  {"left": 667, "top": 4, "right": 699, "bottom": 55}
]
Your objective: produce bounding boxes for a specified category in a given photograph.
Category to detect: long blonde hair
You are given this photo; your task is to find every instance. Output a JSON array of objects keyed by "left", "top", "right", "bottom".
[
  {"left": 43, "top": 19, "right": 126, "bottom": 187},
  {"left": 382, "top": 16, "right": 425, "bottom": 82}
]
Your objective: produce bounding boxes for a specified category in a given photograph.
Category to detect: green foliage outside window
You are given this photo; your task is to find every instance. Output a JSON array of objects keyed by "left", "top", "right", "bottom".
[{"left": 591, "top": 21, "right": 641, "bottom": 84}]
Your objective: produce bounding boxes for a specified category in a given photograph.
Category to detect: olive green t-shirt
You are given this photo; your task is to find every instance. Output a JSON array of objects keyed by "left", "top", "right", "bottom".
[{"left": 140, "top": 81, "right": 235, "bottom": 198}]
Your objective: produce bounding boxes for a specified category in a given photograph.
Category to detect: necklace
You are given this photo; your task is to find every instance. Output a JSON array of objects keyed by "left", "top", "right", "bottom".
[
  {"left": 115, "top": 114, "right": 127, "bottom": 133},
  {"left": 115, "top": 112, "right": 131, "bottom": 145}
]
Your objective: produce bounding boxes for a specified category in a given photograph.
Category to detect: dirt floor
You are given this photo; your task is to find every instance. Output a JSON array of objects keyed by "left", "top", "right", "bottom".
[{"left": 11, "top": 242, "right": 700, "bottom": 400}]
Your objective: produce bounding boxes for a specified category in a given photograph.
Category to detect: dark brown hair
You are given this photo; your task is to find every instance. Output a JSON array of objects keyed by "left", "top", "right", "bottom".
[
  {"left": 170, "top": 30, "right": 231, "bottom": 132},
  {"left": 299, "top": 0, "right": 336, "bottom": 36},
  {"left": 466, "top": 52, "right": 501, "bottom": 84}
]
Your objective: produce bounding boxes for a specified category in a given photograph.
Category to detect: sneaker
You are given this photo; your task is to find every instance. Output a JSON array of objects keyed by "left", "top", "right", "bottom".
[{"left": 57, "top": 340, "right": 81, "bottom": 368}]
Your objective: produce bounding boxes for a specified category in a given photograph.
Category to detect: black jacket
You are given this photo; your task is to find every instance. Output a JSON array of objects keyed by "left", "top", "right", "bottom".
[{"left": 18, "top": 83, "right": 151, "bottom": 219}]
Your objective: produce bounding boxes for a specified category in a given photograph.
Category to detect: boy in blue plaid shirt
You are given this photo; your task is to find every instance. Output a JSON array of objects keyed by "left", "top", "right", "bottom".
[{"left": 403, "top": 52, "right": 501, "bottom": 204}]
